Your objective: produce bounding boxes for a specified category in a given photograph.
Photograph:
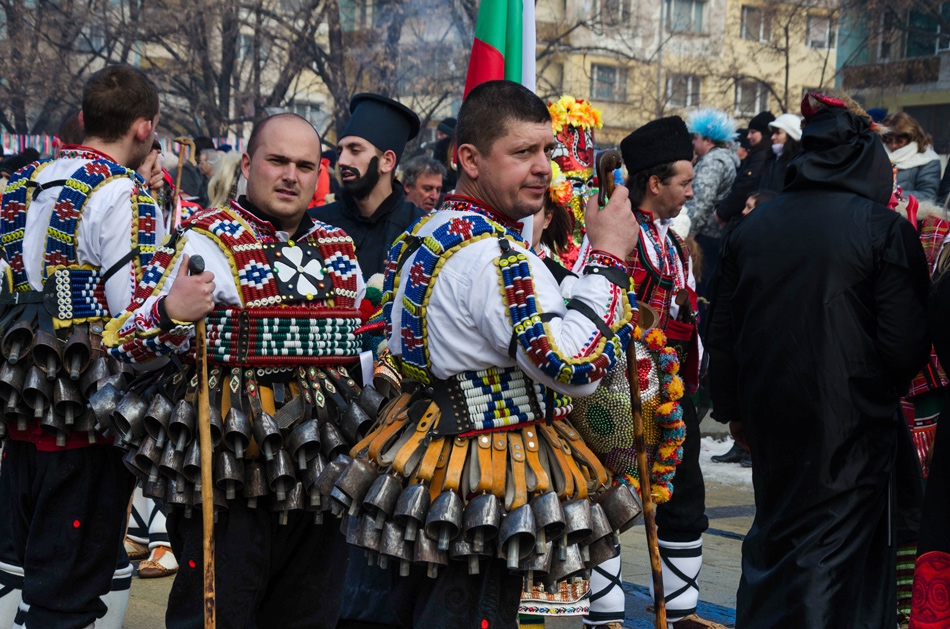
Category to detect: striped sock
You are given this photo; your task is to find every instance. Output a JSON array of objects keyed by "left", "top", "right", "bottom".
[
  {"left": 897, "top": 542, "right": 917, "bottom": 617},
  {"left": 518, "top": 614, "right": 544, "bottom": 628}
]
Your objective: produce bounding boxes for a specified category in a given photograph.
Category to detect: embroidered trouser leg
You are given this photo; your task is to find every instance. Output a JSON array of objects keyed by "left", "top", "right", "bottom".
[
  {"left": 166, "top": 495, "right": 350, "bottom": 629},
  {"left": 584, "top": 551, "right": 624, "bottom": 625},
  {"left": 4, "top": 440, "right": 135, "bottom": 629}
]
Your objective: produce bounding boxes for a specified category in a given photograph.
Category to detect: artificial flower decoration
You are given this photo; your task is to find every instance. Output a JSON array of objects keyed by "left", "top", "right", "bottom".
[
  {"left": 549, "top": 96, "right": 604, "bottom": 134},
  {"left": 265, "top": 241, "right": 334, "bottom": 302},
  {"left": 548, "top": 161, "right": 574, "bottom": 206}
]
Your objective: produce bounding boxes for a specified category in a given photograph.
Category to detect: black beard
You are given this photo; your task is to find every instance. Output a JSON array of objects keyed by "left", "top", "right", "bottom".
[{"left": 341, "top": 156, "right": 381, "bottom": 200}]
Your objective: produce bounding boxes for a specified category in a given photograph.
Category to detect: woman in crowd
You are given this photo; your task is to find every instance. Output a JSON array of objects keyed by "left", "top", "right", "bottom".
[{"left": 883, "top": 112, "right": 942, "bottom": 203}]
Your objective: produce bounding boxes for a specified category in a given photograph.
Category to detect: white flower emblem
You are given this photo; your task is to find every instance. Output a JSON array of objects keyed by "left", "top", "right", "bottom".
[{"left": 272, "top": 243, "right": 326, "bottom": 298}]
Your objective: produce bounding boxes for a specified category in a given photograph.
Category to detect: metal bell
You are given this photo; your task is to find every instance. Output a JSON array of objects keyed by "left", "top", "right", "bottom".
[
  {"left": 562, "top": 499, "right": 593, "bottom": 547},
  {"left": 585, "top": 536, "right": 620, "bottom": 568},
  {"left": 192, "top": 485, "right": 229, "bottom": 523},
  {"left": 499, "top": 503, "right": 537, "bottom": 570},
  {"left": 286, "top": 420, "right": 321, "bottom": 471},
  {"left": 88, "top": 382, "right": 123, "bottom": 433},
  {"left": 144, "top": 394, "right": 174, "bottom": 448},
  {"left": 344, "top": 512, "right": 361, "bottom": 546},
  {"left": 74, "top": 408, "right": 99, "bottom": 444},
  {"left": 597, "top": 484, "right": 643, "bottom": 534},
  {"left": 215, "top": 450, "right": 245, "bottom": 500},
  {"left": 450, "top": 533, "right": 494, "bottom": 575},
  {"left": 53, "top": 378, "right": 83, "bottom": 427},
  {"left": 462, "top": 493, "right": 502, "bottom": 554},
  {"left": 393, "top": 483, "right": 431, "bottom": 542},
  {"left": 301, "top": 454, "right": 327, "bottom": 510},
  {"left": 331, "top": 459, "right": 378, "bottom": 516},
  {"left": 63, "top": 328, "right": 91, "bottom": 381},
  {"left": 314, "top": 454, "right": 352, "bottom": 512},
  {"left": 251, "top": 411, "right": 282, "bottom": 462},
  {"left": 39, "top": 405, "right": 67, "bottom": 447},
  {"left": 362, "top": 473, "right": 402, "bottom": 530},
  {"left": 357, "top": 385, "right": 386, "bottom": 418},
  {"left": 379, "top": 521, "right": 412, "bottom": 576},
  {"left": 168, "top": 400, "right": 195, "bottom": 452},
  {"left": 425, "top": 490, "right": 463, "bottom": 551},
  {"left": 320, "top": 421, "right": 349, "bottom": 461},
  {"left": 544, "top": 542, "right": 586, "bottom": 592},
  {"left": 531, "top": 491, "right": 567, "bottom": 553},
  {"left": 414, "top": 525, "right": 449, "bottom": 578},
  {"left": 2, "top": 321, "right": 33, "bottom": 364},
  {"left": 32, "top": 330, "right": 61, "bottom": 381},
  {"left": 122, "top": 448, "right": 148, "bottom": 484},
  {"left": 266, "top": 448, "right": 296, "bottom": 502},
  {"left": 165, "top": 480, "right": 193, "bottom": 511},
  {"left": 224, "top": 407, "right": 251, "bottom": 459},
  {"left": 340, "top": 402, "right": 373, "bottom": 444},
  {"left": 586, "top": 503, "right": 613, "bottom": 546},
  {"left": 209, "top": 406, "right": 223, "bottom": 449},
  {"left": 23, "top": 365, "right": 51, "bottom": 420},
  {"left": 242, "top": 460, "right": 269, "bottom": 509},
  {"left": 0, "top": 361, "right": 26, "bottom": 411},
  {"left": 79, "top": 357, "right": 110, "bottom": 398},
  {"left": 134, "top": 435, "right": 164, "bottom": 484},
  {"left": 144, "top": 475, "right": 168, "bottom": 502},
  {"left": 7, "top": 401, "right": 31, "bottom": 433},
  {"left": 520, "top": 539, "right": 554, "bottom": 578},
  {"left": 271, "top": 481, "right": 304, "bottom": 526},
  {"left": 158, "top": 440, "right": 185, "bottom": 487},
  {"left": 357, "top": 513, "right": 383, "bottom": 565},
  {"left": 182, "top": 438, "right": 202, "bottom": 487},
  {"left": 96, "top": 373, "right": 128, "bottom": 394},
  {"left": 112, "top": 390, "right": 148, "bottom": 447}
]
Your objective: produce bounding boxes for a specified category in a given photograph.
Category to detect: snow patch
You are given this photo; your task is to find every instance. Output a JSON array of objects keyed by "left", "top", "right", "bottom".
[{"left": 699, "top": 436, "right": 754, "bottom": 487}]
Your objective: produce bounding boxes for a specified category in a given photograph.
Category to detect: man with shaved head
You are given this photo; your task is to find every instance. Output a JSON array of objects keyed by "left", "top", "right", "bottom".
[{"left": 104, "top": 112, "right": 365, "bottom": 627}]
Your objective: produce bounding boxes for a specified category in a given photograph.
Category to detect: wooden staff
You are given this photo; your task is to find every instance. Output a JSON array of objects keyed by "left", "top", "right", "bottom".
[
  {"left": 597, "top": 150, "right": 667, "bottom": 629},
  {"left": 188, "top": 254, "right": 215, "bottom": 629},
  {"left": 172, "top": 136, "right": 196, "bottom": 229}
]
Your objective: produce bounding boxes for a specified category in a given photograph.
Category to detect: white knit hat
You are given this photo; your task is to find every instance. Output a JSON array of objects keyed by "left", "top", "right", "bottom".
[{"left": 768, "top": 113, "right": 803, "bottom": 141}]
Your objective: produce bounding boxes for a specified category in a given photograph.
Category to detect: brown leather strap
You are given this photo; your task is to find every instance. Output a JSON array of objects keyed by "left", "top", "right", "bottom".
[
  {"left": 553, "top": 421, "right": 609, "bottom": 489},
  {"left": 558, "top": 439, "right": 589, "bottom": 500},
  {"left": 470, "top": 434, "right": 494, "bottom": 494},
  {"left": 429, "top": 450, "right": 449, "bottom": 502},
  {"left": 539, "top": 424, "right": 574, "bottom": 498},
  {"left": 367, "top": 394, "right": 414, "bottom": 461},
  {"left": 442, "top": 437, "right": 469, "bottom": 493},
  {"left": 414, "top": 437, "right": 448, "bottom": 484},
  {"left": 506, "top": 431, "right": 528, "bottom": 510},
  {"left": 522, "top": 426, "right": 549, "bottom": 494},
  {"left": 392, "top": 403, "right": 440, "bottom": 476},
  {"left": 490, "top": 433, "right": 508, "bottom": 499}
]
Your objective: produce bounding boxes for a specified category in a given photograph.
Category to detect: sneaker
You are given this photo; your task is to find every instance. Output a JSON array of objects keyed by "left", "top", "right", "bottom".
[
  {"left": 137, "top": 546, "right": 179, "bottom": 579},
  {"left": 711, "top": 443, "right": 745, "bottom": 464},
  {"left": 123, "top": 538, "right": 148, "bottom": 561}
]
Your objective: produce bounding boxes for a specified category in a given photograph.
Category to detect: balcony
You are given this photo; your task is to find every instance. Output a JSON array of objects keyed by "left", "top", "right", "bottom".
[{"left": 841, "top": 56, "right": 941, "bottom": 89}]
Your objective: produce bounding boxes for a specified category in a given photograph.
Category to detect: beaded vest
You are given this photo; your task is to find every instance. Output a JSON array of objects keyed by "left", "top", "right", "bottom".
[
  {"left": 0, "top": 150, "right": 159, "bottom": 327},
  {"left": 382, "top": 197, "right": 586, "bottom": 436},
  {"left": 133, "top": 202, "right": 362, "bottom": 367},
  {"left": 628, "top": 209, "right": 690, "bottom": 330}
]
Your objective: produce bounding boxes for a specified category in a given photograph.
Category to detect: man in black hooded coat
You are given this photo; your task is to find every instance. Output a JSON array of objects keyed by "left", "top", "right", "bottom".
[{"left": 706, "top": 95, "right": 931, "bottom": 628}]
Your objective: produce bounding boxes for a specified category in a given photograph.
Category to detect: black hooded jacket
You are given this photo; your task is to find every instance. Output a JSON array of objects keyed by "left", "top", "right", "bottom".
[{"left": 707, "top": 107, "right": 930, "bottom": 628}]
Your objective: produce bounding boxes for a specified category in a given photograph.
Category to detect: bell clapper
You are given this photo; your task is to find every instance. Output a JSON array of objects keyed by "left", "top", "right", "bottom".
[{"left": 506, "top": 537, "right": 520, "bottom": 570}]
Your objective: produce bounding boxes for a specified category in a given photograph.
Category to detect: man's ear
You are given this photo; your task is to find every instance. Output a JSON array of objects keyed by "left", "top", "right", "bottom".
[
  {"left": 132, "top": 117, "right": 153, "bottom": 144},
  {"left": 648, "top": 174, "right": 662, "bottom": 196},
  {"left": 456, "top": 143, "right": 480, "bottom": 180},
  {"left": 379, "top": 150, "right": 398, "bottom": 175},
  {"left": 241, "top": 151, "right": 251, "bottom": 180}
]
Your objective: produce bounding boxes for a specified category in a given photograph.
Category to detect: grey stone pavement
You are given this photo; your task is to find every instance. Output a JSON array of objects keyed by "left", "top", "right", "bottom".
[{"left": 123, "top": 421, "right": 752, "bottom": 629}]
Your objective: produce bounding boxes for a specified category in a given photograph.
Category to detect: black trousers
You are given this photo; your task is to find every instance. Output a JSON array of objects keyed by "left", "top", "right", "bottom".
[
  {"left": 166, "top": 497, "right": 350, "bottom": 629},
  {"left": 655, "top": 395, "right": 709, "bottom": 543},
  {"left": 2, "top": 440, "right": 135, "bottom": 629}
]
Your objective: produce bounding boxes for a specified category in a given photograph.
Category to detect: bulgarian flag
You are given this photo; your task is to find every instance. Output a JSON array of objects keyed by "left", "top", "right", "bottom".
[{"left": 463, "top": 0, "right": 536, "bottom": 97}]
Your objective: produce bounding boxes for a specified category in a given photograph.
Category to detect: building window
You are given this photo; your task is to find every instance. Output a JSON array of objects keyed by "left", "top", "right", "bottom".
[
  {"left": 289, "top": 101, "right": 328, "bottom": 129},
  {"left": 735, "top": 80, "right": 769, "bottom": 116},
  {"left": 806, "top": 15, "right": 835, "bottom": 49},
  {"left": 596, "top": 0, "right": 633, "bottom": 27},
  {"left": 339, "top": 0, "right": 374, "bottom": 31},
  {"left": 667, "top": 74, "right": 702, "bottom": 108},
  {"left": 740, "top": 6, "right": 770, "bottom": 41},
  {"left": 79, "top": 24, "right": 106, "bottom": 52},
  {"left": 591, "top": 64, "right": 627, "bottom": 101},
  {"left": 665, "top": 0, "right": 705, "bottom": 33}
]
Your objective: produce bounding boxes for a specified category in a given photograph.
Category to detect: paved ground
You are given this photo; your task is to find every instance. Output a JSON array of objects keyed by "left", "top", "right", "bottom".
[{"left": 123, "top": 423, "right": 753, "bottom": 628}]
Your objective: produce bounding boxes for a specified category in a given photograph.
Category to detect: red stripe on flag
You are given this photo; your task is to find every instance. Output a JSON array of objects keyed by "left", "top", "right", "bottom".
[{"left": 464, "top": 38, "right": 506, "bottom": 98}]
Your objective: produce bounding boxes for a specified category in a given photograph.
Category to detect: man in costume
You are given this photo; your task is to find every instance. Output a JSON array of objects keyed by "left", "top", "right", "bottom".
[
  {"left": 340, "top": 79, "right": 641, "bottom": 629},
  {"left": 707, "top": 94, "right": 930, "bottom": 628},
  {"left": 0, "top": 64, "right": 162, "bottom": 629},
  {"left": 312, "top": 93, "right": 426, "bottom": 278},
  {"left": 105, "top": 112, "right": 364, "bottom": 627}
]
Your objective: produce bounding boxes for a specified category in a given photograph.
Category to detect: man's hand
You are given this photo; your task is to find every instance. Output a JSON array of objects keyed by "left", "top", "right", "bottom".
[
  {"left": 164, "top": 254, "right": 215, "bottom": 322},
  {"left": 137, "top": 149, "right": 164, "bottom": 193},
  {"left": 729, "top": 420, "right": 749, "bottom": 452},
  {"left": 584, "top": 185, "right": 638, "bottom": 260}
]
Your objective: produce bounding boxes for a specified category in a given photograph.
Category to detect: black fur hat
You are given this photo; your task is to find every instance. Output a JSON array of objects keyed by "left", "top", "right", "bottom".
[{"left": 620, "top": 116, "right": 693, "bottom": 176}]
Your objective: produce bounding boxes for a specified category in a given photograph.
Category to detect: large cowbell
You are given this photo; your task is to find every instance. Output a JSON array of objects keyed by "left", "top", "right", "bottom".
[{"left": 261, "top": 241, "right": 335, "bottom": 303}]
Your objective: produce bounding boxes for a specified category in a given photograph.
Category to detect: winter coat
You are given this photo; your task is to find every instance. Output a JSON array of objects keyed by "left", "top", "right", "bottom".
[
  {"left": 756, "top": 148, "right": 800, "bottom": 194},
  {"left": 715, "top": 142, "right": 770, "bottom": 222},
  {"left": 707, "top": 106, "right": 930, "bottom": 628},
  {"left": 888, "top": 141, "right": 942, "bottom": 202},
  {"left": 686, "top": 146, "right": 739, "bottom": 239}
]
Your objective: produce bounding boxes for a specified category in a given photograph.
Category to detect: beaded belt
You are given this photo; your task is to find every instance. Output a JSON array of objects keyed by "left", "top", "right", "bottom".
[
  {"left": 46, "top": 267, "right": 109, "bottom": 322},
  {"left": 428, "top": 365, "right": 572, "bottom": 436},
  {"left": 205, "top": 307, "right": 361, "bottom": 366}
]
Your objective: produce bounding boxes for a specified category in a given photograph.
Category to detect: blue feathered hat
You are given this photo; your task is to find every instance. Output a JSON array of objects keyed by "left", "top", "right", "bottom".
[{"left": 687, "top": 107, "right": 738, "bottom": 143}]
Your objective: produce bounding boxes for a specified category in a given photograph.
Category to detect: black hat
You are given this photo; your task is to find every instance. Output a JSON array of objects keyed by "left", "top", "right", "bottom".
[
  {"left": 437, "top": 117, "right": 456, "bottom": 136},
  {"left": 748, "top": 111, "right": 776, "bottom": 134},
  {"left": 0, "top": 148, "right": 40, "bottom": 177},
  {"left": 620, "top": 116, "right": 693, "bottom": 176},
  {"left": 737, "top": 128, "right": 751, "bottom": 151},
  {"left": 340, "top": 93, "right": 421, "bottom": 163}
]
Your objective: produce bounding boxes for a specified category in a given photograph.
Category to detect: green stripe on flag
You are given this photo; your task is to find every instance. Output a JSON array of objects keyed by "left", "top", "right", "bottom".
[{"left": 473, "top": 0, "right": 523, "bottom": 84}]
